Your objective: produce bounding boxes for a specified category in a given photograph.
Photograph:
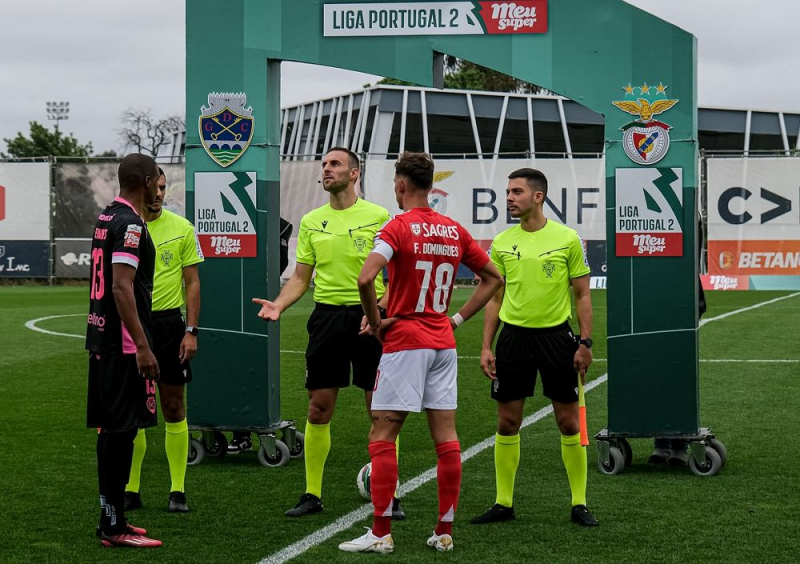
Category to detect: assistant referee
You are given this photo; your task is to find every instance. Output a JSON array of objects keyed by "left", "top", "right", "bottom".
[
  {"left": 125, "top": 167, "right": 203, "bottom": 514},
  {"left": 253, "top": 147, "right": 404, "bottom": 519},
  {"left": 471, "top": 168, "right": 599, "bottom": 527}
]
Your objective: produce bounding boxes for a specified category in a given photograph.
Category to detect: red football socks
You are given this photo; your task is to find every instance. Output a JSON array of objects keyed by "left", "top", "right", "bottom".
[
  {"left": 435, "top": 440, "right": 461, "bottom": 536},
  {"left": 369, "top": 440, "right": 397, "bottom": 537}
]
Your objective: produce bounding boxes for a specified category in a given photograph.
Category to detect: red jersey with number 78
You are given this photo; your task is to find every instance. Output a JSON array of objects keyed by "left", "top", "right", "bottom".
[{"left": 375, "top": 207, "right": 489, "bottom": 353}]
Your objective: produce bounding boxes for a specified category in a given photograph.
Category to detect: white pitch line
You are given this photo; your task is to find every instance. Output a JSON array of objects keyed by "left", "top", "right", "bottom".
[
  {"left": 278, "top": 351, "right": 797, "bottom": 363},
  {"left": 699, "top": 291, "right": 800, "bottom": 327},
  {"left": 258, "top": 374, "right": 607, "bottom": 564},
  {"left": 257, "top": 290, "right": 800, "bottom": 564},
  {"left": 16, "top": 330, "right": 798, "bottom": 364},
  {"left": 24, "top": 314, "right": 85, "bottom": 339},
  {"left": 702, "top": 359, "right": 798, "bottom": 363}
]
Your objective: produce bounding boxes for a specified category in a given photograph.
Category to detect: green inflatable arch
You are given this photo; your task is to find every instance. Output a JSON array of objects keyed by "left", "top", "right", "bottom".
[{"left": 186, "top": 0, "right": 699, "bottom": 438}]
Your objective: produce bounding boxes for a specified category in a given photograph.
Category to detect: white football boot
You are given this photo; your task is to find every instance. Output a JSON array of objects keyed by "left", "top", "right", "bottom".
[
  {"left": 338, "top": 528, "right": 394, "bottom": 554},
  {"left": 426, "top": 531, "right": 454, "bottom": 552}
]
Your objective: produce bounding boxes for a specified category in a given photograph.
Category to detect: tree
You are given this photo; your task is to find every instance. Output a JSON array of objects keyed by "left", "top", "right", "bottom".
[
  {"left": 2, "top": 121, "right": 93, "bottom": 158},
  {"left": 444, "top": 57, "right": 546, "bottom": 94},
  {"left": 118, "top": 109, "right": 184, "bottom": 157},
  {"left": 377, "top": 56, "right": 548, "bottom": 95}
]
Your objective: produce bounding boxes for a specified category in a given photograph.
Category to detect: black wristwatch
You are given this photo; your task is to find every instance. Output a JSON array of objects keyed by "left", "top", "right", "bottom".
[
  {"left": 186, "top": 326, "right": 199, "bottom": 336},
  {"left": 578, "top": 337, "right": 593, "bottom": 349},
  {"left": 377, "top": 306, "right": 387, "bottom": 319}
]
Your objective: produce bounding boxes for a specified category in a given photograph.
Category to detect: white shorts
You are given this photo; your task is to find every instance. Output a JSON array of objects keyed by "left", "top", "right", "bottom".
[{"left": 371, "top": 349, "right": 458, "bottom": 413}]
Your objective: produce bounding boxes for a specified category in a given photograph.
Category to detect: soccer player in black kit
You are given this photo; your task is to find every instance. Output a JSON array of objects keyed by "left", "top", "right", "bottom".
[{"left": 85, "top": 153, "right": 162, "bottom": 548}]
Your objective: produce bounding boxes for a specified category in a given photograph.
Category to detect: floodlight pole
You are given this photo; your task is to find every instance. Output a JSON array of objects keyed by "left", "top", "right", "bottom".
[{"left": 46, "top": 101, "right": 70, "bottom": 146}]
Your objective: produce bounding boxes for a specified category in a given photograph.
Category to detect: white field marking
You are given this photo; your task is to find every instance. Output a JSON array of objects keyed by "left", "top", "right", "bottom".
[
  {"left": 278, "top": 351, "right": 796, "bottom": 364},
  {"left": 25, "top": 314, "right": 85, "bottom": 339},
  {"left": 257, "top": 290, "right": 800, "bottom": 564},
  {"left": 257, "top": 375, "right": 607, "bottom": 564},
  {"left": 699, "top": 291, "right": 800, "bottom": 327},
  {"left": 700, "top": 359, "right": 799, "bottom": 363},
  {"left": 24, "top": 314, "right": 271, "bottom": 340}
]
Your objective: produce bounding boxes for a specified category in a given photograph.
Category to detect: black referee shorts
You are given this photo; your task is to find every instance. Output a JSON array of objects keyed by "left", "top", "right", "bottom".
[
  {"left": 305, "top": 303, "right": 383, "bottom": 391},
  {"left": 151, "top": 308, "right": 192, "bottom": 386},
  {"left": 87, "top": 352, "right": 158, "bottom": 432},
  {"left": 492, "top": 321, "right": 580, "bottom": 404}
]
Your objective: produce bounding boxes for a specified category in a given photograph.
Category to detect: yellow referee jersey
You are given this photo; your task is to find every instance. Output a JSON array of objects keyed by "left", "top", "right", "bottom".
[
  {"left": 296, "top": 198, "right": 390, "bottom": 305},
  {"left": 147, "top": 209, "right": 204, "bottom": 311},
  {"left": 490, "top": 219, "right": 590, "bottom": 328}
]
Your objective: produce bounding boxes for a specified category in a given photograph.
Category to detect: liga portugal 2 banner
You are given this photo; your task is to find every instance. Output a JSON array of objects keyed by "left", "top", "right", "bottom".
[
  {"left": 323, "top": 1, "right": 547, "bottom": 37},
  {"left": 615, "top": 168, "right": 683, "bottom": 257},
  {"left": 194, "top": 171, "right": 258, "bottom": 258}
]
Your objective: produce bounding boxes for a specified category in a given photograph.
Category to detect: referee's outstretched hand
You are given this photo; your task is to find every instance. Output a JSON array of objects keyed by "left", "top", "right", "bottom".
[
  {"left": 252, "top": 298, "right": 281, "bottom": 321},
  {"left": 480, "top": 347, "right": 497, "bottom": 380}
]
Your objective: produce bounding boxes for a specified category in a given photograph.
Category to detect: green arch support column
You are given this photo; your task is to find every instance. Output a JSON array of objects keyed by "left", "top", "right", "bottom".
[{"left": 186, "top": 0, "right": 699, "bottom": 435}]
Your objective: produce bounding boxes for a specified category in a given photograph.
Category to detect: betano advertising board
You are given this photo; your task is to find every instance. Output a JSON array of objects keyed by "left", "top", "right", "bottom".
[{"left": 706, "top": 158, "right": 800, "bottom": 290}]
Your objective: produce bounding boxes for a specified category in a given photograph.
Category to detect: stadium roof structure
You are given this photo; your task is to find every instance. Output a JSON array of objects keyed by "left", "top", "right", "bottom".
[{"left": 166, "top": 85, "right": 800, "bottom": 161}]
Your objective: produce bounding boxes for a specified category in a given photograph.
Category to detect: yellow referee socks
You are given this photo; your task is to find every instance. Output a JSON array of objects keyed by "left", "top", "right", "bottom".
[
  {"left": 165, "top": 419, "right": 189, "bottom": 493},
  {"left": 561, "top": 432, "right": 587, "bottom": 507},
  {"left": 304, "top": 421, "right": 331, "bottom": 499},
  {"left": 125, "top": 428, "right": 147, "bottom": 494},
  {"left": 394, "top": 434, "right": 400, "bottom": 498},
  {"left": 494, "top": 433, "right": 521, "bottom": 507}
]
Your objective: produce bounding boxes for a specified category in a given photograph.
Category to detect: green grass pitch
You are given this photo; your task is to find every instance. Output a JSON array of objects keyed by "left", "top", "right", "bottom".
[{"left": 0, "top": 285, "right": 798, "bottom": 563}]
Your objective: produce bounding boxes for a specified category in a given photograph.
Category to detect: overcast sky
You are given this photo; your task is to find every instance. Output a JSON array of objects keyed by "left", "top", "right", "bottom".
[{"left": 2, "top": 0, "right": 798, "bottom": 156}]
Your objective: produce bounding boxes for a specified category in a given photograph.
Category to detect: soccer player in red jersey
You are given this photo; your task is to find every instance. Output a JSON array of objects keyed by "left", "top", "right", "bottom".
[{"left": 339, "top": 152, "right": 504, "bottom": 554}]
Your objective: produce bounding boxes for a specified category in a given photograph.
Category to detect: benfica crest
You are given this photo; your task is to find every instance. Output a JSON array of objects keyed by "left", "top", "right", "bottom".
[
  {"left": 613, "top": 83, "right": 678, "bottom": 165},
  {"left": 199, "top": 92, "right": 254, "bottom": 167},
  {"left": 410, "top": 223, "right": 421, "bottom": 236},
  {"left": 428, "top": 171, "right": 454, "bottom": 214}
]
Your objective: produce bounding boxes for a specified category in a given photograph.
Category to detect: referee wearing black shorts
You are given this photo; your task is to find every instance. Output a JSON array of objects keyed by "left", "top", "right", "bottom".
[
  {"left": 253, "top": 147, "right": 405, "bottom": 519},
  {"left": 471, "top": 168, "right": 599, "bottom": 527},
  {"left": 125, "top": 168, "right": 203, "bottom": 514}
]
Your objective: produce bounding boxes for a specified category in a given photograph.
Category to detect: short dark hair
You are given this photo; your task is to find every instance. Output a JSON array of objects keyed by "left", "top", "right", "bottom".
[
  {"left": 508, "top": 168, "right": 548, "bottom": 197},
  {"left": 158, "top": 166, "right": 166, "bottom": 182},
  {"left": 395, "top": 151, "right": 434, "bottom": 190},
  {"left": 326, "top": 146, "right": 360, "bottom": 169},
  {"left": 118, "top": 153, "right": 158, "bottom": 190}
]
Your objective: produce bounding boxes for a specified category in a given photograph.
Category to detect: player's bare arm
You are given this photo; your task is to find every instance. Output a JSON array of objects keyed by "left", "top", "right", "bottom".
[
  {"left": 358, "top": 252, "right": 390, "bottom": 336},
  {"left": 361, "top": 280, "right": 390, "bottom": 333},
  {"left": 112, "top": 263, "right": 159, "bottom": 379},
  {"left": 253, "top": 262, "right": 314, "bottom": 321},
  {"left": 451, "top": 261, "right": 503, "bottom": 329},
  {"left": 571, "top": 274, "right": 593, "bottom": 380},
  {"left": 480, "top": 284, "right": 505, "bottom": 380},
  {"left": 180, "top": 264, "right": 201, "bottom": 363}
]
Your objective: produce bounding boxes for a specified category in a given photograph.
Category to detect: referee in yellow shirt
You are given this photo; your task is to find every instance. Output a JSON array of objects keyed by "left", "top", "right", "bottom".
[
  {"left": 125, "top": 167, "right": 203, "bottom": 513},
  {"left": 471, "top": 168, "right": 598, "bottom": 527},
  {"left": 253, "top": 147, "right": 404, "bottom": 519}
]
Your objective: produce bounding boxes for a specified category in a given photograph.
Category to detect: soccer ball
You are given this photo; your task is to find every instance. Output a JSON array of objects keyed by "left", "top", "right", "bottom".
[
  {"left": 356, "top": 462, "right": 400, "bottom": 501},
  {"left": 357, "top": 462, "right": 373, "bottom": 500}
]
